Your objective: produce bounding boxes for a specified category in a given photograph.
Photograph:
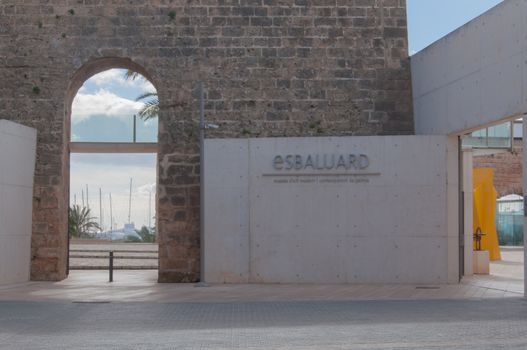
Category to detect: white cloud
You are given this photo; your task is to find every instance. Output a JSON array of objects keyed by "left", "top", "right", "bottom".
[
  {"left": 136, "top": 183, "right": 156, "bottom": 197},
  {"left": 71, "top": 89, "right": 143, "bottom": 124},
  {"left": 89, "top": 69, "right": 124, "bottom": 86},
  {"left": 89, "top": 69, "right": 156, "bottom": 93}
]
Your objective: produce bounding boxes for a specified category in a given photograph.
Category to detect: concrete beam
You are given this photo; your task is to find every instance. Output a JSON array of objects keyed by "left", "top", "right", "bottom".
[
  {"left": 69, "top": 142, "right": 157, "bottom": 154},
  {"left": 412, "top": 0, "right": 527, "bottom": 136}
]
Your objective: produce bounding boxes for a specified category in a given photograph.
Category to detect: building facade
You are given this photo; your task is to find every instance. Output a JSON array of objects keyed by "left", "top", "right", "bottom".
[{"left": 0, "top": 0, "right": 413, "bottom": 282}]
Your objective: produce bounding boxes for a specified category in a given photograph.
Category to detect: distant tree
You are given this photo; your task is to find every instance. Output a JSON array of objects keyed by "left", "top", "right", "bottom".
[
  {"left": 124, "top": 70, "right": 159, "bottom": 121},
  {"left": 136, "top": 226, "right": 156, "bottom": 243},
  {"left": 124, "top": 235, "right": 142, "bottom": 243},
  {"left": 69, "top": 205, "right": 100, "bottom": 238}
]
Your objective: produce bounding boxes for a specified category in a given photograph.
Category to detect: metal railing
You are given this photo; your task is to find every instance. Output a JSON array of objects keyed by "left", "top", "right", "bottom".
[{"left": 69, "top": 249, "right": 158, "bottom": 282}]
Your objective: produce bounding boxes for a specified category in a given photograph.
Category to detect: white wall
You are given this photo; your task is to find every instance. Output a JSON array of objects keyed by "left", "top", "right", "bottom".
[
  {"left": 462, "top": 148, "right": 474, "bottom": 276},
  {"left": 412, "top": 0, "right": 527, "bottom": 136},
  {"left": 204, "top": 136, "right": 459, "bottom": 284},
  {"left": 0, "top": 120, "right": 37, "bottom": 285}
]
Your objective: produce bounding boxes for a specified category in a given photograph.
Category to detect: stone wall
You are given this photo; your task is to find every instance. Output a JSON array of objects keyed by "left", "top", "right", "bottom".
[
  {"left": 473, "top": 145, "right": 523, "bottom": 197},
  {"left": 0, "top": 0, "right": 414, "bottom": 282}
]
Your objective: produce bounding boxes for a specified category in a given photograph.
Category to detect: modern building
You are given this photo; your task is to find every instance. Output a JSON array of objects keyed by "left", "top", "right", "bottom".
[{"left": 1, "top": 0, "right": 526, "bottom": 292}]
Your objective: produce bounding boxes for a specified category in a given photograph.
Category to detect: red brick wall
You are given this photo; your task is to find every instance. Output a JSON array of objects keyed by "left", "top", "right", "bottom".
[{"left": 473, "top": 149, "right": 523, "bottom": 197}]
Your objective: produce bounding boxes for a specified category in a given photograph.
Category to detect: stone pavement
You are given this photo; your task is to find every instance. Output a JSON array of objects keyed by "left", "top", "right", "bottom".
[
  {"left": 0, "top": 247, "right": 522, "bottom": 303},
  {"left": 462, "top": 246, "right": 524, "bottom": 296},
  {"left": 0, "top": 269, "right": 522, "bottom": 303},
  {"left": 0, "top": 247, "right": 525, "bottom": 349},
  {"left": 1, "top": 298, "right": 527, "bottom": 349}
]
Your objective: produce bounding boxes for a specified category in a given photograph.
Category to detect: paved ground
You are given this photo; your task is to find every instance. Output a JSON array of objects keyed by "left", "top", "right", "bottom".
[
  {"left": 1, "top": 298, "right": 527, "bottom": 349},
  {"left": 491, "top": 246, "right": 523, "bottom": 279},
  {"left": 0, "top": 247, "right": 524, "bottom": 349},
  {"left": 0, "top": 247, "right": 521, "bottom": 303},
  {"left": 0, "top": 268, "right": 522, "bottom": 303},
  {"left": 463, "top": 246, "right": 524, "bottom": 295}
]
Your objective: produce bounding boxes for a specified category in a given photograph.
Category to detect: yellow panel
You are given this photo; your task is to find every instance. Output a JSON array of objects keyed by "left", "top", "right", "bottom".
[{"left": 473, "top": 168, "right": 501, "bottom": 261}]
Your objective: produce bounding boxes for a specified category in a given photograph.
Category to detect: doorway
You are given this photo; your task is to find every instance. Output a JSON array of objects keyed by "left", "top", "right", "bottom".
[
  {"left": 67, "top": 68, "right": 159, "bottom": 283},
  {"left": 460, "top": 119, "right": 524, "bottom": 296}
]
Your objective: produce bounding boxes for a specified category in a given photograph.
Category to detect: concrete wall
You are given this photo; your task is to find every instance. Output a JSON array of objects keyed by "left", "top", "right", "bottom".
[
  {"left": 0, "top": 120, "right": 37, "bottom": 285},
  {"left": 462, "top": 148, "right": 473, "bottom": 276},
  {"left": 411, "top": 0, "right": 527, "bottom": 136},
  {"left": 204, "top": 135, "right": 459, "bottom": 284}
]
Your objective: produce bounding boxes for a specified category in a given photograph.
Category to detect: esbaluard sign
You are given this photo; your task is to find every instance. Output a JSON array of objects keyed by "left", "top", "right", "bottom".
[
  {"left": 272, "top": 154, "right": 370, "bottom": 171},
  {"left": 266, "top": 153, "right": 378, "bottom": 185}
]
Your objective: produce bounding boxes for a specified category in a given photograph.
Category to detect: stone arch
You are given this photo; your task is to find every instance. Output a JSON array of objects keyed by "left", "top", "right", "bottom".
[
  {"left": 63, "top": 57, "right": 162, "bottom": 276},
  {"left": 65, "top": 57, "right": 160, "bottom": 140}
]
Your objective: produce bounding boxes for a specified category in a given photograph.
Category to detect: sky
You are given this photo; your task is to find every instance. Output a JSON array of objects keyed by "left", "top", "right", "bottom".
[
  {"left": 71, "top": 69, "right": 157, "bottom": 143},
  {"left": 407, "top": 0, "right": 503, "bottom": 54},
  {"left": 70, "top": 70, "right": 158, "bottom": 231},
  {"left": 69, "top": 2, "right": 505, "bottom": 231}
]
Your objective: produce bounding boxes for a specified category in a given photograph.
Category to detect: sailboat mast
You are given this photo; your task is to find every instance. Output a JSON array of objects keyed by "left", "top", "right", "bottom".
[
  {"left": 99, "top": 188, "right": 103, "bottom": 231},
  {"left": 148, "top": 189, "right": 152, "bottom": 229},
  {"left": 109, "top": 193, "right": 113, "bottom": 232},
  {"left": 128, "top": 178, "right": 132, "bottom": 224}
]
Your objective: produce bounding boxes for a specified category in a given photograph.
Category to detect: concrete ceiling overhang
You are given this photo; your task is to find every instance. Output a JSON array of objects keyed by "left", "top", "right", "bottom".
[{"left": 411, "top": 0, "right": 526, "bottom": 136}]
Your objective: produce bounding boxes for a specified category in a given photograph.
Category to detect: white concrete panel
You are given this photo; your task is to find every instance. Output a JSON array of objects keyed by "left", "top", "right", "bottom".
[
  {"left": 0, "top": 120, "right": 37, "bottom": 285},
  {"left": 413, "top": 87, "right": 448, "bottom": 135},
  {"left": 462, "top": 149, "right": 474, "bottom": 276},
  {"left": 0, "top": 236, "right": 32, "bottom": 284},
  {"left": 203, "top": 139, "right": 249, "bottom": 283},
  {"left": 205, "top": 135, "right": 454, "bottom": 284},
  {"left": 0, "top": 121, "right": 38, "bottom": 187},
  {"left": 446, "top": 137, "right": 460, "bottom": 283},
  {"left": 0, "top": 185, "right": 33, "bottom": 236},
  {"left": 479, "top": 53, "right": 523, "bottom": 121},
  {"left": 348, "top": 237, "right": 447, "bottom": 284},
  {"left": 412, "top": 0, "right": 527, "bottom": 135}
]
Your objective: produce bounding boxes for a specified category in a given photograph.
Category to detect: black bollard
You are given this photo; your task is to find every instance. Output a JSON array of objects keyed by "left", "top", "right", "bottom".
[{"left": 109, "top": 251, "right": 114, "bottom": 282}]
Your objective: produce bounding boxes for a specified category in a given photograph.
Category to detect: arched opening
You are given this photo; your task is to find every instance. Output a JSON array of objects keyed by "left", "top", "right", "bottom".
[{"left": 65, "top": 58, "right": 160, "bottom": 284}]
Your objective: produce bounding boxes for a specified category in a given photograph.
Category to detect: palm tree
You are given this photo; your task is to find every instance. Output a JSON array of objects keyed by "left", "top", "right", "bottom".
[
  {"left": 134, "top": 92, "right": 159, "bottom": 120},
  {"left": 124, "top": 70, "right": 159, "bottom": 121},
  {"left": 136, "top": 226, "right": 156, "bottom": 243},
  {"left": 69, "top": 205, "right": 101, "bottom": 238}
]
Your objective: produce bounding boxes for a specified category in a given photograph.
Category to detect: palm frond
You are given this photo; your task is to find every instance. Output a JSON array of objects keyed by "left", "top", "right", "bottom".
[
  {"left": 138, "top": 98, "right": 159, "bottom": 120},
  {"left": 69, "top": 205, "right": 101, "bottom": 238},
  {"left": 135, "top": 91, "right": 158, "bottom": 102},
  {"left": 124, "top": 70, "right": 141, "bottom": 81}
]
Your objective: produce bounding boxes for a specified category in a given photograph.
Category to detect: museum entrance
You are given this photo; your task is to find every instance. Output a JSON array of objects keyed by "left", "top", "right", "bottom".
[
  {"left": 459, "top": 119, "right": 524, "bottom": 296},
  {"left": 66, "top": 64, "right": 159, "bottom": 284}
]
